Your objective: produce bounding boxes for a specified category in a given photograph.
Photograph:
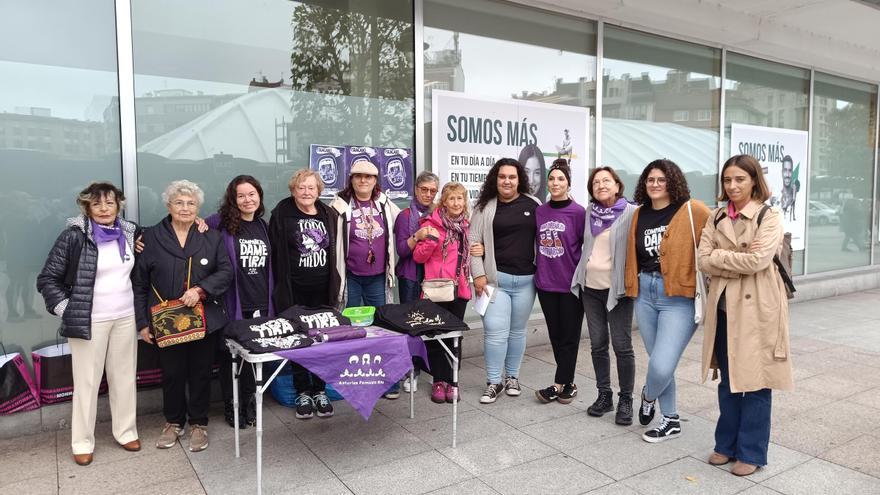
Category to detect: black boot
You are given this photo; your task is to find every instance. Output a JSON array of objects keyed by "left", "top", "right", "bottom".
[
  {"left": 587, "top": 390, "right": 614, "bottom": 417},
  {"left": 616, "top": 395, "right": 633, "bottom": 426},
  {"left": 224, "top": 400, "right": 246, "bottom": 429}
]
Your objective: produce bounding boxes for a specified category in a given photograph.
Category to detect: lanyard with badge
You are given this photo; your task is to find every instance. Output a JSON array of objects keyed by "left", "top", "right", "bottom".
[{"left": 359, "top": 200, "right": 376, "bottom": 264}]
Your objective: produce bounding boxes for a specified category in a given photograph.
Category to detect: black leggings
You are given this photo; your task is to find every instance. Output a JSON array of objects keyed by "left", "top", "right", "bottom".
[
  {"left": 537, "top": 289, "right": 584, "bottom": 385},
  {"left": 423, "top": 298, "right": 468, "bottom": 384}
]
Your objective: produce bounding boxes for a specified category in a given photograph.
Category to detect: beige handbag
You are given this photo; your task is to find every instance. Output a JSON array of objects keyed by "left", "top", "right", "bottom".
[{"left": 421, "top": 235, "right": 463, "bottom": 303}]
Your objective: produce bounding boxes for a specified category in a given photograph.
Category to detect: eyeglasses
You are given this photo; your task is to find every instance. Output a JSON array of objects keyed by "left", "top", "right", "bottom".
[
  {"left": 417, "top": 186, "right": 438, "bottom": 195},
  {"left": 646, "top": 177, "right": 668, "bottom": 185},
  {"left": 171, "top": 200, "right": 198, "bottom": 209}
]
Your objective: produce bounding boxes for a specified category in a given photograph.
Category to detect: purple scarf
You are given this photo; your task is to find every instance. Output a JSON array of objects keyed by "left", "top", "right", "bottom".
[
  {"left": 408, "top": 200, "right": 430, "bottom": 236},
  {"left": 90, "top": 219, "right": 127, "bottom": 261},
  {"left": 589, "top": 198, "right": 628, "bottom": 237},
  {"left": 439, "top": 208, "right": 470, "bottom": 278}
]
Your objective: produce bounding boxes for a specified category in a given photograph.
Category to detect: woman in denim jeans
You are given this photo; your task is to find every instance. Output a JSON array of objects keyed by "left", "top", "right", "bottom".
[
  {"left": 470, "top": 158, "right": 540, "bottom": 404},
  {"left": 624, "top": 160, "right": 710, "bottom": 442}
]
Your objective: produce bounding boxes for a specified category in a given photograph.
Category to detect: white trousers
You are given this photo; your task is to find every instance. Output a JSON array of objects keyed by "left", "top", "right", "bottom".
[{"left": 68, "top": 315, "right": 138, "bottom": 454}]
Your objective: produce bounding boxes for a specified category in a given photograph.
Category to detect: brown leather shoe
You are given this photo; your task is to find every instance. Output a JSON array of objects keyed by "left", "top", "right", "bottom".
[
  {"left": 708, "top": 452, "right": 732, "bottom": 465},
  {"left": 731, "top": 461, "right": 759, "bottom": 476},
  {"left": 73, "top": 453, "right": 93, "bottom": 466},
  {"left": 121, "top": 439, "right": 141, "bottom": 452}
]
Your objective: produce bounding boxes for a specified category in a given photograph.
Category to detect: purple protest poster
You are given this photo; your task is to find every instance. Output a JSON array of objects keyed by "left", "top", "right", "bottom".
[
  {"left": 309, "top": 144, "right": 346, "bottom": 199},
  {"left": 344, "top": 146, "right": 380, "bottom": 182},
  {"left": 378, "top": 147, "right": 413, "bottom": 200}
]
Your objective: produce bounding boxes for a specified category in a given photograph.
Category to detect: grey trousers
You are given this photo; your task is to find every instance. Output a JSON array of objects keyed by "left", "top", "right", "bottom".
[{"left": 581, "top": 287, "right": 635, "bottom": 398}]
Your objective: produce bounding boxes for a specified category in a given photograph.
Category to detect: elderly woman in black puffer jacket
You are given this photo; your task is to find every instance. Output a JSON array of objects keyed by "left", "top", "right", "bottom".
[{"left": 37, "top": 182, "right": 142, "bottom": 467}]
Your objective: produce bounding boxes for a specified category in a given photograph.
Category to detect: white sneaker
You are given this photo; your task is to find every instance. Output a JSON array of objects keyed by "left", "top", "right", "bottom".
[{"left": 403, "top": 374, "right": 419, "bottom": 393}]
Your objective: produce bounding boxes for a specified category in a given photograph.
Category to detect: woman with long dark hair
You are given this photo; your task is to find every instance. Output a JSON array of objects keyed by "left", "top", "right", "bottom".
[
  {"left": 205, "top": 175, "right": 273, "bottom": 429},
  {"left": 470, "top": 158, "right": 540, "bottom": 404},
  {"left": 519, "top": 144, "right": 547, "bottom": 202},
  {"left": 624, "top": 160, "right": 710, "bottom": 443},
  {"left": 699, "top": 154, "right": 792, "bottom": 476}
]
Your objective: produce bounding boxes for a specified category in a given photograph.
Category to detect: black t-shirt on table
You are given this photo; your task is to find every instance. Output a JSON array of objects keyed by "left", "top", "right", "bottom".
[
  {"left": 493, "top": 194, "right": 538, "bottom": 275},
  {"left": 287, "top": 204, "right": 332, "bottom": 290},
  {"left": 236, "top": 219, "right": 270, "bottom": 312},
  {"left": 635, "top": 202, "right": 679, "bottom": 273}
]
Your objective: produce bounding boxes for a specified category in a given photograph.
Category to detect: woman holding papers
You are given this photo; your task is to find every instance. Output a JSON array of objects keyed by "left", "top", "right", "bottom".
[
  {"left": 570, "top": 166, "right": 637, "bottom": 425},
  {"left": 532, "top": 160, "right": 586, "bottom": 407},
  {"left": 470, "top": 158, "right": 540, "bottom": 404},
  {"left": 413, "top": 181, "right": 471, "bottom": 404}
]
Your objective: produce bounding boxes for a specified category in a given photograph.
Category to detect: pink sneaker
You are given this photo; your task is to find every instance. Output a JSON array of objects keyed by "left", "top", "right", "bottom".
[
  {"left": 445, "top": 384, "right": 459, "bottom": 403},
  {"left": 431, "top": 381, "right": 448, "bottom": 403}
]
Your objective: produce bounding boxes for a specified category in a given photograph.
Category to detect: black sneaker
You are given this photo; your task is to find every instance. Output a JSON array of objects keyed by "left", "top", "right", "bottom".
[
  {"left": 616, "top": 395, "right": 633, "bottom": 426},
  {"left": 639, "top": 386, "right": 656, "bottom": 426},
  {"left": 557, "top": 383, "right": 578, "bottom": 404},
  {"left": 243, "top": 394, "right": 257, "bottom": 427},
  {"left": 224, "top": 401, "right": 245, "bottom": 429},
  {"left": 642, "top": 414, "right": 680, "bottom": 443},
  {"left": 295, "top": 393, "right": 315, "bottom": 419},
  {"left": 313, "top": 391, "right": 334, "bottom": 418},
  {"left": 503, "top": 376, "right": 521, "bottom": 397},
  {"left": 587, "top": 390, "right": 614, "bottom": 417},
  {"left": 535, "top": 385, "right": 559, "bottom": 403},
  {"left": 480, "top": 383, "right": 504, "bottom": 404}
]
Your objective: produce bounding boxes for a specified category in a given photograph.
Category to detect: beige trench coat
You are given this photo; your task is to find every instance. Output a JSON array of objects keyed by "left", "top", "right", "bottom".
[{"left": 697, "top": 200, "right": 793, "bottom": 393}]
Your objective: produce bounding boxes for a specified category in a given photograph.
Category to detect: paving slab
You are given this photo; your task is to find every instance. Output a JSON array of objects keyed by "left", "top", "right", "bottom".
[
  {"left": 339, "top": 449, "right": 471, "bottom": 495},
  {"left": 479, "top": 453, "right": 612, "bottom": 495},
  {"left": 818, "top": 433, "right": 880, "bottom": 479},
  {"left": 761, "top": 458, "right": 880, "bottom": 494},
  {"left": 427, "top": 477, "right": 498, "bottom": 494},
  {"left": 438, "top": 429, "right": 556, "bottom": 476},
  {"left": 0, "top": 430, "right": 56, "bottom": 487},
  {"left": 710, "top": 442, "right": 812, "bottom": 483},
  {"left": 620, "top": 456, "right": 755, "bottom": 494},
  {"left": 567, "top": 431, "right": 688, "bottom": 481},
  {"left": 402, "top": 409, "right": 511, "bottom": 450},
  {"left": 519, "top": 411, "right": 629, "bottom": 452}
]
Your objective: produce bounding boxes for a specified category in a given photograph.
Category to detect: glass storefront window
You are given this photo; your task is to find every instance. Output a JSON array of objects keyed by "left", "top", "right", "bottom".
[
  {"left": 724, "top": 53, "right": 810, "bottom": 274},
  {"left": 0, "top": 1, "right": 122, "bottom": 360},
  {"left": 602, "top": 26, "right": 721, "bottom": 203},
  {"left": 131, "top": 0, "right": 414, "bottom": 224},
  {"left": 807, "top": 73, "right": 876, "bottom": 273},
  {"left": 423, "top": 0, "right": 598, "bottom": 173}
]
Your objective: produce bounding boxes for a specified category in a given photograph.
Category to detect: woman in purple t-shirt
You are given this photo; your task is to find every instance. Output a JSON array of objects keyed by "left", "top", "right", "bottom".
[{"left": 533, "top": 160, "right": 586, "bottom": 405}]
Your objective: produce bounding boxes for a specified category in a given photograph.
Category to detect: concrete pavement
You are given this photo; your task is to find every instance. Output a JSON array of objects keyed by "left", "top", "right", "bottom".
[{"left": 2, "top": 288, "right": 880, "bottom": 494}]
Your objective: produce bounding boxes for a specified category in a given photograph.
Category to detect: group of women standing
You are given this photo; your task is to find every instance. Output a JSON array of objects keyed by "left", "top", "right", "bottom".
[{"left": 36, "top": 151, "right": 791, "bottom": 477}]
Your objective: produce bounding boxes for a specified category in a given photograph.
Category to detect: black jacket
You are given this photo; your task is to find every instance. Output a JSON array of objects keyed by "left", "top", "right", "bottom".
[
  {"left": 269, "top": 197, "right": 341, "bottom": 312},
  {"left": 36, "top": 216, "right": 139, "bottom": 340},
  {"left": 133, "top": 216, "right": 233, "bottom": 334}
]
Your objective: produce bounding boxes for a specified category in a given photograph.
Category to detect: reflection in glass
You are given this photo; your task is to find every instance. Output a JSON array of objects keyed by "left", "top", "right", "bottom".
[
  {"left": 0, "top": 1, "right": 122, "bottom": 361},
  {"left": 602, "top": 26, "right": 721, "bottom": 203},
  {"left": 132, "top": 0, "right": 415, "bottom": 225},
  {"left": 424, "top": 0, "right": 597, "bottom": 171},
  {"left": 723, "top": 53, "right": 810, "bottom": 274},
  {"left": 807, "top": 73, "right": 876, "bottom": 273}
]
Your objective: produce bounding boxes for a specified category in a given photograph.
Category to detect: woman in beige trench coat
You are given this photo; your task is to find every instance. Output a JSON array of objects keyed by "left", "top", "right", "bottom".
[{"left": 697, "top": 154, "right": 793, "bottom": 477}]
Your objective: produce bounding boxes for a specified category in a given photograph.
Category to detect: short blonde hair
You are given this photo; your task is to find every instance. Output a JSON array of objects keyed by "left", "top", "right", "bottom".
[
  {"left": 288, "top": 169, "right": 324, "bottom": 195},
  {"left": 435, "top": 182, "right": 469, "bottom": 218},
  {"left": 162, "top": 180, "right": 204, "bottom": 207}
]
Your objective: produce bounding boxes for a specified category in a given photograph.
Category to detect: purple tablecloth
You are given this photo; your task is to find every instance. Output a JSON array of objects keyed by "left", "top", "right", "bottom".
[{"left": 272, "top": 327, "right": 427, "bottom": 419}]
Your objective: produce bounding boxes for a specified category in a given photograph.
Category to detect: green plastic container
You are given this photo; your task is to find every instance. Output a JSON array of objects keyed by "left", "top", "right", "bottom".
[{"left": 342, "top": 306, "right": 375, "bottom": 326}]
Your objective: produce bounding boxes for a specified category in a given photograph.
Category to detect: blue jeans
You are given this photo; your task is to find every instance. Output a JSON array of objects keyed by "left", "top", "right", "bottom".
[
  {"left": 347, "top": 272, "right": 386, "bottom": 308},
  {"left": 635, "top": 271, "right": 696, "bottom": 417},
  {"left": 397, "top": 277, "right": 422, "bottom": 304},
  {"left": 714, "top": 308, "right": 772, "bottom": 466},
  {"left": 481, "top": 271, "right": 536, "bottom": 384}
]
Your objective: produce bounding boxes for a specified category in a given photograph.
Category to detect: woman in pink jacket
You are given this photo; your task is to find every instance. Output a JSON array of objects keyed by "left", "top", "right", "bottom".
[{"left": 413, "top": 181, "right": 471, "bottom": 404}]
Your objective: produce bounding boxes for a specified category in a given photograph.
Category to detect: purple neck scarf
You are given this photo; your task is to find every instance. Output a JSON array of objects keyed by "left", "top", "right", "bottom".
[
  {"left": 90, "top": 219, "right": 127, "bottom": 261},
  {"left": 408, "top": 200, "right": 430, "bottom": 236},
  {"left": 590, "top": 198, "right": 628, "bottom": 237}
]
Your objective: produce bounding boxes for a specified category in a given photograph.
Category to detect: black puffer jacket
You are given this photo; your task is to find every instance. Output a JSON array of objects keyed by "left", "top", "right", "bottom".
[
  {"left": 133, "top": 216, "right": 233, "bottom": 334},
  {"left": 36, "top": 216, "right": 139, "bottom": 340}
]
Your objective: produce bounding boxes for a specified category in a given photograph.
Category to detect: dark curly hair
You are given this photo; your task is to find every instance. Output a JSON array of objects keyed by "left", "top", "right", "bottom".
[
  {"left": 632, "top": 159, "right": 691, "bottom": 206},
  {"left": 475, "top": 158, "right": 531, "bottom": 211},
  {"left": 219, "top": 175, "right": 264, "bottom": 236}
]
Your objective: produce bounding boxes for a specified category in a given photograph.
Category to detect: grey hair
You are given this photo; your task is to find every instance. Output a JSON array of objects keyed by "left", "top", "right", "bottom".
[
  {"left": 415, "top": 171, "right": 440, "bottom": 187},
  {"left": 162, "top": 179, "right": 205, "bottom": 207}
]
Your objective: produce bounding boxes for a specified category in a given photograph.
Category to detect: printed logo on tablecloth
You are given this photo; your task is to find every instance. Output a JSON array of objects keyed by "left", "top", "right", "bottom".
[
  {"left": 339, "top": 353, "right": 387, "bottom": 385},
  {"left": 538, "top": 220, "right": 565, "bottom": 258}
]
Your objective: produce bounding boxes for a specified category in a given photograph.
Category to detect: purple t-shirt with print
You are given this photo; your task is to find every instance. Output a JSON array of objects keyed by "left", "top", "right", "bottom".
[
  {"left": 534, "top": 199, "right": 586, "bottom": 293},
  {"left": 347, "top": 199, "right": 387, "bottom": 276}
]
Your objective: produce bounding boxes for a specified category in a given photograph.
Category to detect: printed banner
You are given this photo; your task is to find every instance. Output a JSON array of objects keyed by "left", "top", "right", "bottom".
[
  {"left": 378, "top": 147, "right": 413, "bottom": 200},
  {"left": 729, "top": 124, "right": 809, "bottom": 250},
  {"left": 273, "top": 327, "right": 427, "bottom": 419},
  {"left": 431, "top": 90, "right": 590, "bottom": 204},
  {"left": 309, "top": 144, "right": 346, "bottom": 199}
]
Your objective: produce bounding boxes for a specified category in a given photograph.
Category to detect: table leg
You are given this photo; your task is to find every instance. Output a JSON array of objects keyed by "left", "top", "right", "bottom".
[
  {"left": 232, "top": 355, "right": 240, "bottom": 458},
  {"left": 255, "top": 362, "right": 264, "bottom": 495},
  {"left": 409, "top": 367, "right": 415, "bottom": 419},
  {"left": 452, "top": 337, "right": 459, "bottom": 448}
]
